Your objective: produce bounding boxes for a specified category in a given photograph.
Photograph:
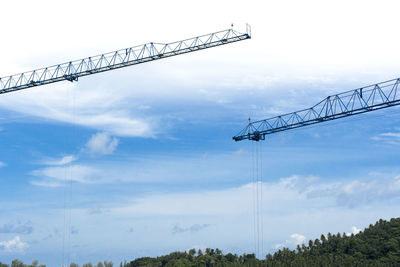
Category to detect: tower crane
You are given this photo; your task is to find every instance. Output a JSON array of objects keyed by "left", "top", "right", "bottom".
[
  {"left": 233, "top": 77, "right": 400, "bottom": 258},
  {"left": 233, "top": 77, "right": 400, "bottom": 141},
  {"left": 0, "top": 26, "right": 250, "bottom": 95}
]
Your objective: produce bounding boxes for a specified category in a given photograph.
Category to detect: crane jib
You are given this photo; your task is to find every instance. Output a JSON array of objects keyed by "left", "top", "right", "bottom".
[
  {"left": 0, "top": 28, "right": 250, "bottom": 95},
  {"left": 233, "top": 78, "right": 400, "bottom": 141}
]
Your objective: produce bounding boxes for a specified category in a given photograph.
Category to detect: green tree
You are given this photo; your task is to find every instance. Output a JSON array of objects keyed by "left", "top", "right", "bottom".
[{"left": 11, "top": 260, "right": 25, "bottom": 267}]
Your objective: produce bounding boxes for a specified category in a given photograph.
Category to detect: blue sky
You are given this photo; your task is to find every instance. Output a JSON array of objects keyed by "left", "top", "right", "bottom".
[{"left": 1, "top": 0, "right": 400, "bottom": 265}]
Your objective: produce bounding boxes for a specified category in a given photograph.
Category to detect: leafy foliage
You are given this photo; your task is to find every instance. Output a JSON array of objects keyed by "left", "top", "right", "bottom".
[{"left": 263, "top": 217, "right": 400, "bottom": 266}]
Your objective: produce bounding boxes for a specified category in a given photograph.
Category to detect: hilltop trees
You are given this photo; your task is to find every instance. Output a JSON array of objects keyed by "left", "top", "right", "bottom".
[
  {"left": 264, "top": 217, "right": 400, "bottom": 266},
  {"left": 127, "top": 217, "right": 400, "bottom": 266}
]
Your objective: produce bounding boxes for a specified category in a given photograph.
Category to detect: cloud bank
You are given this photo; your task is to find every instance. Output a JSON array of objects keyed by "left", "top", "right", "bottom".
[{"left": 0, "top": 236, "right": 28, "bottom": 253}]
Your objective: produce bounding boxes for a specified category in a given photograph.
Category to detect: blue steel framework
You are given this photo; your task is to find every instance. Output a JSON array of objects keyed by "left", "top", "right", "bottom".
[
  {"left": 0, "top": 27, "right": 250, "bottom": 95},
  {"left": 233, "top": 78, "right": 400, "bottom": 141}
]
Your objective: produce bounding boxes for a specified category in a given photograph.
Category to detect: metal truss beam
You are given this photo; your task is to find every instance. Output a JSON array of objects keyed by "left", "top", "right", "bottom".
[
  {"left": 233, "top": 78, "right": 400, "bottom": 141},
  {"left": 0, "top": 27, "right": 250, "bottom": 95}
]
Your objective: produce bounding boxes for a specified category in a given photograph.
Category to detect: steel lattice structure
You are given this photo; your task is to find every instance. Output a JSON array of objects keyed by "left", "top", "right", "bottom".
[
  {"left": 233, "top": 78, "right": 400, "bottom": 141},
  {"left": 0, "top": 27, "right": 250, "bottom": 95}
]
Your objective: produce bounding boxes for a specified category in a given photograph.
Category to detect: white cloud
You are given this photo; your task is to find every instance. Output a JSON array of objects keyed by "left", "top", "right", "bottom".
[
  {"left": 84, "top": 132, "right": 119, "bottom": 156},
  {"left": 113, "top": 173, "right": 400, "bottom": 217},
  {"left": 274, "top": 233, "right": 306, "bottom": 249},
  {"left": 29, "top": 150, "right": 250, "bottom": 186},
  {"left": 0, "top": 162, "right": 5, "bottom": 168},
  {"left": 273, "top": 243, "right": 284, "bottom": 249},
  {"left": 371, "top": 130, "right": 400, "bottom": 145},
  {"left": 352, "top": 226, "right": 362, "bottom": 235},
  {"left": 279, "top": 173, "right": 400, "bottom": 208},
  {"left": 30, "top": 180, "right": 64, "bottom": 188},
  {"left": 346, "top": 226, "right": 362, "bottom": 237},
  {"left": 0, "top": 236, "right": 28, "bottom": 253},
  {"left": 31, "top": 164, "right": 99, "bottom": 186},
  {"left": 0, "top": 83, "right": 153, "bottom": 138},
  {"left": 114, "top": 172, "right": 400, "bottom": 218},
  {"left": 115, "top": 183, "right": 252, "bottom": 216},
  {"left": 380, "top": 133, "right": 400, "bottom": 138},
  {"left": 27, "top": 150, "right": 400, "bottom": 209},
  {"left": 42, "top": 155, "right": 77, "bottom": 166},
  {"left": 290, "top": 233, "right": 306, "bottom": 245}
]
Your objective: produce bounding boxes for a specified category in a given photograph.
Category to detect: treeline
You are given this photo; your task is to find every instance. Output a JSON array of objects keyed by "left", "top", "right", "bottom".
[
  {"left": 264, "top": 217, "right": 400, "bottom": 266},
  {"left": 0, "top": 261, "right": 115, "bottom": 267},
  {"left": 2, "top": 217, "right": 400, "bottom": 266},
  {"left": 0, "top": 260, "right": 115, "bottom": 267},
  {"left": 129, "top": 249, "right": 259, "bottom": 266},
  {"left": 128, "top": 217, "right": 400, "bottom": 266},
  {"left": 0, "top": 260, "right": 46, "bottom": 267}
]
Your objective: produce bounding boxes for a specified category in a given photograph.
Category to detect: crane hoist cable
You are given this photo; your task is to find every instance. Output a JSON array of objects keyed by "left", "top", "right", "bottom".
[{"left": 250, "top": 116, "right": 264, "bottom": 258}]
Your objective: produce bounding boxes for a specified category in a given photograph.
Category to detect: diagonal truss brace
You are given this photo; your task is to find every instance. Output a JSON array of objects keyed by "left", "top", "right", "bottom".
[
  {"left": 0, "top": 27, "right": 250, "bottom": 95},
  {"left": 233, "top": 78, "right": 400, "bottom": 141}
]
